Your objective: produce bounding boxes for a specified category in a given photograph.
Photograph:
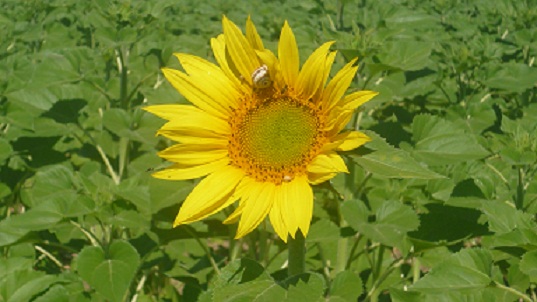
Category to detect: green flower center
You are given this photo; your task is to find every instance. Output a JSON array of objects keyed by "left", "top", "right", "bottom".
[
  {"left": 239, "top": 98, "right": 318, "bottom": 167},
  {"left": 228, "top": 96, "right": 326, "bottom": 184}
]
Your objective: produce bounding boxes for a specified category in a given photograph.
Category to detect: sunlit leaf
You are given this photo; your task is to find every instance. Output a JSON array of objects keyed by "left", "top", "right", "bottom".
[{"left": 76, "top": 241, "right": 140, "bottom": 302}]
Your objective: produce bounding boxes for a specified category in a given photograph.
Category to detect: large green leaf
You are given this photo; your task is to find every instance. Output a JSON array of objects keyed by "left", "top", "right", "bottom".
[
  {"left": 411, "top": 115, "right": 489, "bottom": 165},
  {"left": 212, "top": 280, "right": 282, "bottom": 302},
  {"left": 481, "top": 200, "right": 535, "bottom": 233},
  {"left": 283, "top": 273, "right": 326, "bottom": 302},
  {"left": 349, "top": 200, "right": 419, "bottom": 251},
  {"left": 6, "top": 275, "right": 59, "bottom": 302},
  {"left": 519, "top": 250, "right": 537, "bottom": 279},
  {"left": 0, "top": 138, "right": 13, "bottom": 164},
  {"left": 484, "top": 63, "right": 537, "bottom": 93},
  {"left": 410, "top": 249, "right": 492, "bottom": 293},
  {"left": 352, "top": 132, "right": 444, "bottom": 179},
  {"left": 307, "top": 219, "right": 340, "bottom": 242},
  {"left": 492, "top": 228, "right": 537, "bottom": 250},
  {"left": 376, "top": 41, "right": 434, "bottom": 71},
  {"left": 199, "top": 259, "right": 280, "bottom": 302},
  {"left": 76, "top": 241, "right": 140, "bottom": 302},
  {"left": 329, "top": 271, "right": 363, "bottom": 301},
  {"left": 341, "top": 199, "right": 370, "bottom": 231}
]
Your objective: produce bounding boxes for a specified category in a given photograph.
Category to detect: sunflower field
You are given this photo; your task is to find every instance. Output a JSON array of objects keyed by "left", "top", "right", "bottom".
[{"left": 1, "top": 0, "right": 537, "bottom": 301}]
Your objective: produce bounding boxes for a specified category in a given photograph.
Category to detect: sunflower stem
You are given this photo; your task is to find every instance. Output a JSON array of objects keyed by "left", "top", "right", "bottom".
[
  {"left": 288, "top": 231, "right": 306, "bottom": 276},
  {"left": 258, "top": 226, "right": 269, "bottom": 266},
  {"left": 516, "top": 167, "right": 525, "bottom": 210}
]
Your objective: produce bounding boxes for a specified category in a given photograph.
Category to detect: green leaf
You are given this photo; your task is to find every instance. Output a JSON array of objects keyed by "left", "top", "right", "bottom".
[
  {"left": 283, "top": 273, "right": 325, "bottom": 302},
  {"left": 202, "top": 259, "right": 279, "bottom": 302},
  {"left": 0, "top": 257, "right": 34, "bottom": 278},
  {"left": 212, "top": 280, "right": 280, "bottom": 302},
  {"left": 411, "top": 115, "right": 489, "bottom": 165},
  {"left": 0, "top": 138, "right": 13, "bottom": 164},
  {"left": 7, "top": 275, "right": 59, "bottom": 302},
  {"left": 356, "top": 200, "right": 419, "bottom": 250},
  {"left": 20, "top": 165, "right": 75, "bottom": 207},
  {"left": 376, "top": 41, "right": 434, "bottom": 71},
  {"left": 519, "top": 250, "right": 537, "bottom": 278},
  {"left": 103, "top": 108, "right": 132, "bottom": 137},
  {"left": 0, "top": 166, "right": 95, "bottom": 247},
  {"left": 376, "top": 201, "right": 420, "bottom": 232},
  {"left": 33, "top": 284, "right": 70, "bottom": 302},
  {"left": 341, "top": 199, "right": 369, "bottom": 231},
  {"left": 410, "top": 249, "right": 492, "bottom": 293},
  {"left": 307, "top": 219, "right": 340, "bottom": 242},
  {"left": 507, "top": 263, "right": 530, "bottom": 293},
  {"left": 484, "top": 63, "right": 537, "bottom": 93},
  {"left": 76, "top": 241, "right": 140, "bottom": 302},
  {"left": 210, "top": 258, "right": 270, "bottom": 289},
  {"left": 352, "top": 132, "right": 444, "bottom": 179},
  {"left": 394, "top": 287, "right": 516, "bottom": 302},
  {"left": 111, "top": 210, "right": 150, "bottom": 229},
  {"left": 427, "top": 179, "right": 455, "bottom": 201},
  {"left": 481, "top": 200, "right": 535, "bottom": 233},
  {"left": 492, "top": 228, "right": 537, "bottom": 249},
  {"left": 390, "top": 287, "right": 423, "bottom": 302},
  {"left": 6, "top": 87, "right": 59, "bottom": 112},
  {"left": 330, "top": 271, "right": 363, "bottom": 301}
]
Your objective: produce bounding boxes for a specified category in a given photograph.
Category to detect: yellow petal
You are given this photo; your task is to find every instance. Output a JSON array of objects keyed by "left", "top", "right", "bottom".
[
  {"left": 174, "top": 165, "right": 244, "bottom": 225},
  {"left": 152, "top": 158, "right": 229, "bottom": 181},
  {"left": 321, "top": 58, "right": 359, "bottom": 112},
  {"left": 279, "top": 181, "right": 298, "bottom": 238},
  {"left": 296, "top": 42, "right": 334, "bottom": 99},
  {"left": 279, "top": 176, "right": 314, "bottom": 238},
  {"left": 278, "top": 21, "right": 299, "bottom": 88},
  {"left": 308, "top": 153, "right": 349, "bottom": 174},
  {"left": 174, "top": 53, "right": 241, "bottom": 109},
  {"left": 313, "top": 51, "right": 337, "bottom": 101},
  {"left": 143, "top": 104, "right": 190, "bottom": 121},
  {"left": 161, "top": 68, "right": 229, "bottom": 119},
  {"left": 157, "top": 107, "right": 230, "bottom": 136},
  {"left": 269, "top": 186, "right": 289, "bottom": 242},
  {"left": 223, "top": 202, "right": 245, "bottom": 225},
  {"left": 158, "top": 144, "right": 228, "bottom": 165},
  {"left": 222, "top": 176, "right": 256, "bottom": 224},
  {"left": 210, "top": 35, "right": 246, "bottom": 91},
  {"left": 146, "top": 105, "right": 230, "bottom": 142},
  {"left": 308, "top": 171, "right": 337, "bottom": 185},
  {"left": 222, "top": 16, "right": 261, "bottom": 85},
  {"left": 246, "top": 16, "right": 264, "bottom": 50},
  {"left": 157, "top": 128, "right": 227, "bottom": 145},
  {"left": 325, "top": 109, "right": 353, "bottom": 135},
  {"left": 332, "top": 131, "right": 371, "bottom": 151},
  {"left": 295, "top": 177, "right": 314, "bottom": 237},
  {"left": 235, "top": 182, "right": 275, "bottom": 238},
  {"left": 341, "top": 90, "right": 379, "bottom": 110}
]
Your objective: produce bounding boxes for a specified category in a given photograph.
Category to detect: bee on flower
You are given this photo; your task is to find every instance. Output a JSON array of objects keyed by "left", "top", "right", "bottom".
[{"left": 144, "top": 16, "right": 378, "bottom": 242}]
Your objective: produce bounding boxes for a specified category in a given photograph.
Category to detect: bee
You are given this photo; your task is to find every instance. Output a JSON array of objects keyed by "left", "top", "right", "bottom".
[{"left": 251, "top": 64, "right": 272, "bottom": 89}]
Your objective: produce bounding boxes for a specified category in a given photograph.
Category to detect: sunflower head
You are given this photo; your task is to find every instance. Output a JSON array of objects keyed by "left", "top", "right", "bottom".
[{"left": 145, "top": 16, "right": 378, "bottom": 242}]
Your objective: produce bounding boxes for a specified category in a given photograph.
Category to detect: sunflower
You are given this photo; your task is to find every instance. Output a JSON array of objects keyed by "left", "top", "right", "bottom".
[{"left": 145, "top": 16, "right": 378, "bottom": 242}]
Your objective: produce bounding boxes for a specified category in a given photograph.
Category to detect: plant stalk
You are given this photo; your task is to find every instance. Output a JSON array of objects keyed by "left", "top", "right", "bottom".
[
  {"left": 516, "top": 167, "right": 525, "bottom": 209},
  {"left": 288, "top": 231, "right": 306, "bottom": 276}
]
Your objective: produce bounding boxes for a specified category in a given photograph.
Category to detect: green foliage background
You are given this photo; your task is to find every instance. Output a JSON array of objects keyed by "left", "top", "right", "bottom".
[{"left": 1, "top": 0, "right": 537, "bottom": 301}]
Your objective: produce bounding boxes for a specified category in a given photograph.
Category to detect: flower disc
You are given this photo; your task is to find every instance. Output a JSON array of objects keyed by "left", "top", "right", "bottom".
[{"left": 229, "top": 96, "right": 326, "bottom": 184}]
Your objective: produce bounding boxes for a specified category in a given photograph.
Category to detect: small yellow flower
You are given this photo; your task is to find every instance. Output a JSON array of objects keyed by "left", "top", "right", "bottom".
[{"left": 145, "top": 16, "right": 378, "bottom": 242}]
